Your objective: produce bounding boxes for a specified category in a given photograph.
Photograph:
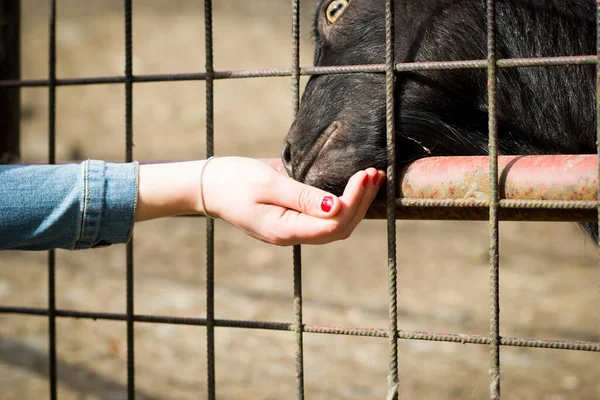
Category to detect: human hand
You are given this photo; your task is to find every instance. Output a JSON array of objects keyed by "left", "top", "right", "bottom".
[{"left": 201, "top": 157, "right": 385, "bottom": 245}]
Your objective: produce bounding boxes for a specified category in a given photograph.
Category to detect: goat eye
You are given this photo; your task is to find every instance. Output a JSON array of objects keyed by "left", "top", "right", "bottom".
[{"left": 326, "top": 0, "right": 349, "bottom": 24}]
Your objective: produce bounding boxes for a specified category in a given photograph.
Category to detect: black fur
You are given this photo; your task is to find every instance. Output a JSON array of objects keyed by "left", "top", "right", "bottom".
[{"left": 282, "top": 0, "right": 596, "bottom": 239}]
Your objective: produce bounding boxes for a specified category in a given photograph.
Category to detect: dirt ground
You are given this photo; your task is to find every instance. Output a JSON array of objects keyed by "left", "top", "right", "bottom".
[{"left": 1, "top": 1, "right": 599, "bottom": 399}]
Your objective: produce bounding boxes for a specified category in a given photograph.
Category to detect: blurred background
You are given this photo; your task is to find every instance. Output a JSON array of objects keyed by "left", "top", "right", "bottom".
[{"left": 1, "top": 1, "right": 599, "bottom": 399}]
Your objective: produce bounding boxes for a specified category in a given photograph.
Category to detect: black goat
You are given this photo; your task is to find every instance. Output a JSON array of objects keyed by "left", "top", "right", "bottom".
[{"left": 282, "top": 0, "right": 596, "bottom": 211}]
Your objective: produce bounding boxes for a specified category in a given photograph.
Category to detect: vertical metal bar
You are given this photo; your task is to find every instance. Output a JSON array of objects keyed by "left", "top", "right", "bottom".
[
  {"left": 291, "top": 0, "right": 304, "bottom": 399},
  {"left": 124, "top": 0, "right": 135, "bottom": 398},
  {"left": 0, "top": 0, "right": 20, "bottom": 164},
  {"left": 47, "top": 1, "right": 57, "bottom": 399},
  {"left": 487, "top": 0, "right": 501, "bottom": 398},
  {"left": 292, "top": 246, "right": 304, "bottom": 399},
  {"left": 384, "top": 1, "right": 399, "bottom": 399},
  {"left": 204, "top": 0, "right": 216, "bottom": 398},
  {"left": 290, "top": 0, "right": 300, "bottom": 113}
]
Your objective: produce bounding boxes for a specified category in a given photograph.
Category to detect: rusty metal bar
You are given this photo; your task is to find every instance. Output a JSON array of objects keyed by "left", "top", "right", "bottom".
[
  {"left": 486, "top": 0, "right": 501, "bottom": 397},
  {"left": 204, "top": 1, "right": 216, "bottom": 399},
  {"left": 2, "top": 56, "right": 599, "bottom": 88},
  {"left": 385, "top": 1, "right": 399, "bottom": 399},
  {"left": 124, "top": 1, "right": 135, "bottom": 398},
  {"left": 202, "top": 1, "right": 218, "bottom": 399},
  {"left": 366, "top": 199, "right": 597, "bottom": 221},
  {"left": 290, "top": 0, "right": 304, "bottom": 398},
  {"left": 3, "top": 306, "right": 600, "bottom": 353},
  {"left": 0, "top": 0, "right": 20, "bottom": 163}
]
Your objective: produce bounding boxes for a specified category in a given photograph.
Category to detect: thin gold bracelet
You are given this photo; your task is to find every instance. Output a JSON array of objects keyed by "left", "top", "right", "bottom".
[{"left": 199, "top": 156, "right": 217, "bottom": 218}]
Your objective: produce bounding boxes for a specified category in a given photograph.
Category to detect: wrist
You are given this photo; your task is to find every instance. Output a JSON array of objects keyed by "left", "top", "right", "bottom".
[
  {"left": 198, "top": 156, "right": 218, "bottom": 218},
  {"left": 198, "top": 156, "right": 245, "bottom": 220},
  {"left": 136, "top": 161, "right": 206, "bottom": 222}
]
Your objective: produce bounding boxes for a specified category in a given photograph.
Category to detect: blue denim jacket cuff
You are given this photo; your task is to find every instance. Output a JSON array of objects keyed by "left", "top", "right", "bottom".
[{"left": 76, "top": 160, "right": 139, "bottom": 249}]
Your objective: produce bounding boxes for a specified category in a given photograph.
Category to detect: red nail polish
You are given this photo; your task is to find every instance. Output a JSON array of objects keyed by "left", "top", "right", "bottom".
[
  {"left": 378, "top": 177, "right": 386, "bottom": 187},
  {"left": 361, "top": 175, "right": 369, "bottom": 187},
  {"left": 321, "top": 196, "right": 333, "bottom": 212},
  {"left": 372, "top": 174, "right": 378, "bottom": 184}
]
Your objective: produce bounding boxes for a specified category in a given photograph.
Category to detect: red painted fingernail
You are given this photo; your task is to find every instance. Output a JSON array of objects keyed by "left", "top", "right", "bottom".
[
  {"left": 378, "top": 177, "right": 386, "bottom": 187},
  {"left": 321, "top": 196, "right": 333, "bottom": 212},
  {"left": 361, "top": 175, "right": 369, "bottom": 187},
  {"left": 372, "top": 174, "right": 378, "bottom": 184}
]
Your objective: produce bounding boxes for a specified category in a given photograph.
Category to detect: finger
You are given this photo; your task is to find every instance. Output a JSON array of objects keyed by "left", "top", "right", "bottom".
[
  {"left": 333, "top": 168, "right": 380, "bottom": 233},
  {"left": 262, "top": 173, "right": 343, "bottom": 219},
  {"left": 300, "top": 168, "right": 381, "bottom": 240},
  {"left": 269, "top": 170, "right": 372, "bottom": 245},
  {"left": 338, "top": 168, "right": 376, "bottom": 211},
  {"left": 341, "top": 169, "right": 386, "bottom": 235}
]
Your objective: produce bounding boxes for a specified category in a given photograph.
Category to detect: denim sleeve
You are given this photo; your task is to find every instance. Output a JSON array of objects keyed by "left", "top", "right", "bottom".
[{"left": 0, "top": 160, "right": 139, "bottom": 250}]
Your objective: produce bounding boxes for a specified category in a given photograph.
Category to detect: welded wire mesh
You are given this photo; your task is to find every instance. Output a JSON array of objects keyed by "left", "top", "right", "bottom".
[{"left": 0, "top": 1, "right": 599, "bottom": 399}]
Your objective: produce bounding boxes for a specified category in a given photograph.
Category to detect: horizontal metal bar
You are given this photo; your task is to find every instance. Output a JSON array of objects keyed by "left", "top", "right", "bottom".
[
  {"left": 395, "top": 55, "right": 597, "bottom": 71},
  {"left": 1, "top": 56, "right": 596, "bottom": 88},
  {"left": 395, "top": 330, "right": 600, "bottom": 352},
  {"left": 497, "top": 55, "right": 597, "bottom": 68},
  {"left": 1, "top": 306, "right": 598, "bottom": 352},
  {"left": 366, "top": 199, "right": 597, "bottom": 221}
]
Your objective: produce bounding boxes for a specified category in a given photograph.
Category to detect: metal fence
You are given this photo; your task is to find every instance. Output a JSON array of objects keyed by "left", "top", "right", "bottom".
[{"left": 1, "top": 1, "right": 600, "bottom": 399}]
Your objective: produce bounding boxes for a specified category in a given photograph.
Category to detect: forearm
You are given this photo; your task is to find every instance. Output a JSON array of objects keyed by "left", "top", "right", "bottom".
[{"left": 135, "top": 161, "right": 205, "bottom": 222}]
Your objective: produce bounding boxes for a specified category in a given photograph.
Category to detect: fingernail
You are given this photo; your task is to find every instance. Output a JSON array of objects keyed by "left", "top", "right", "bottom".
[
  {"left": 321, "top": 196, "right": 333, "bottom": 212},
  {"left": 378, "top": 177, "right": 386, "bottom": 187},
  {"left": 372, "top": 174, "right": 378, "bottom": 184},
  {"left": 361, "top": 175, "right": 369, "bottom": 187}
]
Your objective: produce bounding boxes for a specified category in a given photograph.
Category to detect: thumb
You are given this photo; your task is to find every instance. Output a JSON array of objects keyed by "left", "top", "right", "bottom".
[{"left": 265, "top": 174, "right": 342, "bottom": 218}]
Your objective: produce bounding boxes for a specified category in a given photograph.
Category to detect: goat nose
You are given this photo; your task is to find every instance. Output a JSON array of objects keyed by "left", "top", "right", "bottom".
[{"left": 281, "top": 140, "right": 294, "bottom": 177}]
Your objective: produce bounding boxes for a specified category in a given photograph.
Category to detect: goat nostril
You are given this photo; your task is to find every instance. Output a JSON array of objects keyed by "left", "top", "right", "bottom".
[{"left": 281, "top": 141, "right": 294, "bottom": 177}]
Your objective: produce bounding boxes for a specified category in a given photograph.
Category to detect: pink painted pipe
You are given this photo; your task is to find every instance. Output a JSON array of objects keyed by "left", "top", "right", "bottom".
[{"left": 398, "top": 155, "right": 597, "bottom": 201}]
